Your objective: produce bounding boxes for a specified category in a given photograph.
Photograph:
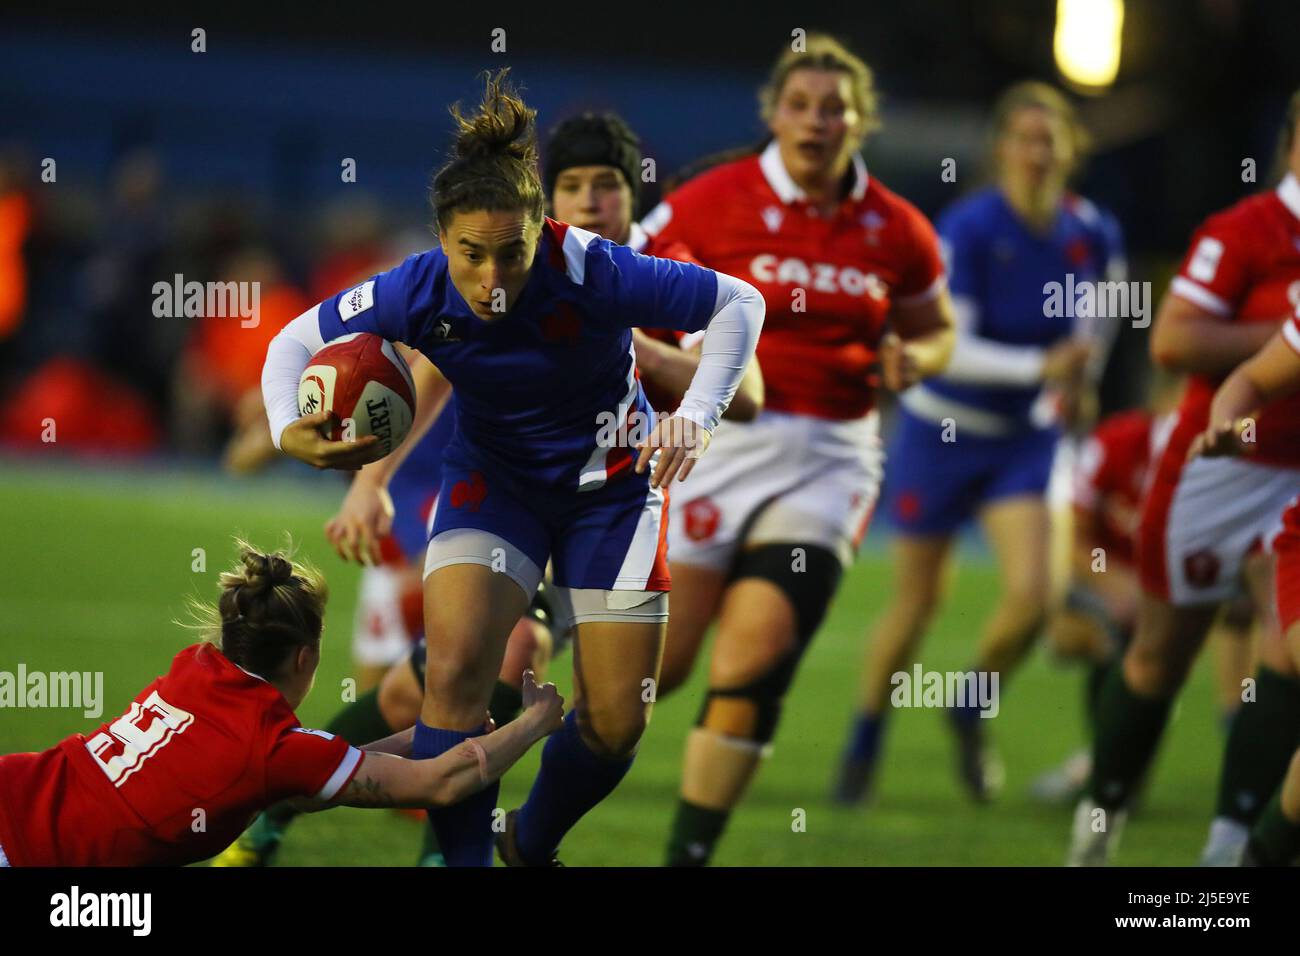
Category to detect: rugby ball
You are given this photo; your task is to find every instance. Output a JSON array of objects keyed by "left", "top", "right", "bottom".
[{"left": 298, "top": 333, "right": 416, "bottom": 458}]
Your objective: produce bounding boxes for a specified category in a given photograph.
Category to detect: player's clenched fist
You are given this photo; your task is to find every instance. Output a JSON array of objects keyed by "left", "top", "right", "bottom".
[
  {"left": 634, "top": 414, "right": 711, "bottom": 488},
  {"left": 280, "top": 409, "right": 386, "bottom": 472},
  {"left": 520, "top": 669, "right": 565, "bottom": 736},
  {"left": 878, "top": 331, "right": 921, "bottom": 392}
]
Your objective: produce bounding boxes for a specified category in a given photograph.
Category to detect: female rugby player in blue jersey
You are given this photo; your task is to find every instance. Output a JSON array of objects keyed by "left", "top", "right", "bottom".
[
  {"left": 834, "top": 81, "right": 1124, "bottom": 805},
  {"left": 262, "top": 71, "right": 764, "bottom": 866}
]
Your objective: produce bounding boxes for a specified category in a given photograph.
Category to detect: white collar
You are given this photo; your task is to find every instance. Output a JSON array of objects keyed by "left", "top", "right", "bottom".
[
  {"left": 1279, "top": 173, "right": 1300, "bottom": 222},
  {"left": 626, "top": 221, "right": 648, "bottom": 252},
  {"left": 758, "top": 139, "right": 869, "bottom": 205}
]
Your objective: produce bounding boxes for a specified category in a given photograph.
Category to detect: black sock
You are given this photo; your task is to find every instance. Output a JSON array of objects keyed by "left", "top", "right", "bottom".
[
  {"left": 327, "top": 686, "right": 397, "bottom": 745},
  {"left": 665, "top": 799, "right": 730, "bottom": 867},
  {"left": 1089, "top": 664, "right": 1173, "bottom": 809},
  {"left": 1247, "top": 793, "right": 1300, "bottom": 866},
  {"left": 1085, "top": 659, "right": 1110, "bottom": 737},
  {"left": 488, "top": 681, "right": 524, "bottom": 726},
  {"left": 1215, "top": 667, "right": 1300, "bottom": 824}
]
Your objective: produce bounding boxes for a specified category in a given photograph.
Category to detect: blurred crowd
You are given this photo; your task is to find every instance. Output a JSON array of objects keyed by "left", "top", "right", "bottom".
[{"left": 0, "top": 145, "right": 428, "bottom": 458}]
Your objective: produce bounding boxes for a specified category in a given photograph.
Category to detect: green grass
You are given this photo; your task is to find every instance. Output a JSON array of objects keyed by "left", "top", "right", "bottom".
[{"left": 0, "top": 458, "right": 1227, "bottom": 866}]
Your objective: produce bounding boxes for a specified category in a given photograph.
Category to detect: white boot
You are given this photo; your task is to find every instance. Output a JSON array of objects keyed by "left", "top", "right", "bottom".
[
  {"left": 1066, "top": 798, "right": 1126, "bottom": 866},
  {"left": 1198, "top": 817, "right": 1249, "bottom": 866}
]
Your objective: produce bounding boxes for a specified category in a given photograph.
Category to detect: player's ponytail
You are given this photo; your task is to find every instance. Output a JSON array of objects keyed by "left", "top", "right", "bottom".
[
  {"left": 430, "top": 69, "right": 545, "bottom": 233},
  {"left": 180, "top": 538, "right": 329, "bottom": 681}
]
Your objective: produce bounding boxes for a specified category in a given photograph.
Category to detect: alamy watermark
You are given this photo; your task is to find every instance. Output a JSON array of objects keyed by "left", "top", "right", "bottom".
[
  {"left": 152, "top": 274, "right": 260, "bottom": 327},
  {"left": 1043, "top": 273, "right": 1151, "bottom": 329},
  {"left": 890, "top": 664, "right": 1000, "bottom": 718},
  {"left": 0, "top": 664, "right": 104, "bottom": 718}
]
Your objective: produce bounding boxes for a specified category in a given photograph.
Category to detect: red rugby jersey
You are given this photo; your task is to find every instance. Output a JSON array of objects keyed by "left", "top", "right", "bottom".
[
  {"left": 628, "top": 222, "right": 705, "bottom": 414},
  {"left": 641, "top": 141, "right": 945, "bottom": 420},
  {"left": 1073, "top": 409, "right": 1167, "bottom": 568},
  {"left": 0, "top": 644, "right": 361, "bottom": 866},
  {"left": 1167, "top": 174, "right": 1300, "bottom": 467}
]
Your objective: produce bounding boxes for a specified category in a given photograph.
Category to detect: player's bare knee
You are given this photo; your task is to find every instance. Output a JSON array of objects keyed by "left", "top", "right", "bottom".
[
  {"left": 424, "top": 645, "right": 496, "bottom": 702},
  {"left": 377, "top": 665, "right": 421, "bottom": 731},
  {"left": 1123, "top": 641, "right": 1186, "bottom": 697},
  {"left": 577, "top": 705, "right": 647, "bottom": 758}
]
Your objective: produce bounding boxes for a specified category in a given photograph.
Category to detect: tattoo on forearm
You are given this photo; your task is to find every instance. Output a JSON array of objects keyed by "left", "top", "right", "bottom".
[{"left": 343, "top": 772, "right": 396, "bottom": 807}]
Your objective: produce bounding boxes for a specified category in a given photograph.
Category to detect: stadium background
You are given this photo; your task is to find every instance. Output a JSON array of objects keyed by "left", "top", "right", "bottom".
[{"left": 0, "top": 0, "right": 1296, "bottom": 864}]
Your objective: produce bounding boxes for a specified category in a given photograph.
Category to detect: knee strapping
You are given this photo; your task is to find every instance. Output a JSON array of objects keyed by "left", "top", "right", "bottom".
[{"left": 729, "top": 542, "right": 843, "bottom": 640}]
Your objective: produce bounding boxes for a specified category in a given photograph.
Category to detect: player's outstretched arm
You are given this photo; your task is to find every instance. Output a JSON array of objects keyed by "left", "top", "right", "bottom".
[
  {"left": 1191, "top": 326, "right": 1300, "bottom": 458},
  {"left": 635, "top": 272, "right": 764, "bottom": 486},
  {"left": 632, "top": 329, "right": 765, "bottom": 422},
  {"left": 1150, "top": 293, "right": 1281, "bottom": 378},
  {"left": 880, "top": 288, "right": 957, "bottom": 391},
  {"left": 319, "top": 672, "right": 564, "bottom": 810}
]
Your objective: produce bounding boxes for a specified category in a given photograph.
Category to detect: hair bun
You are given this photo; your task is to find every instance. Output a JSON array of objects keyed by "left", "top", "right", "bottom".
[{"left": 240, "top": 549, "right": 293, "bottom": 596}]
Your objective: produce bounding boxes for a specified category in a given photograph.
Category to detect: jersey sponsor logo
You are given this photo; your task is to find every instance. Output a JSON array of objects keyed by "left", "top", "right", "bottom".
[
  {"left": 750, "top": 254, "right": 887, "bottom": 300},
  {"left": 761, "top": 206, "right": 784, "bottom": 233},
  {"left": 449, "top": 471, "right": 488, "bottom": 512},
  {"left": 85, "top": 691, "right": 195, "bottom": 788},
  {"left": 339, "top": 280, "right": 376, "bottom": 321},
  {"left": 1187, "top": 237, "right": 1224, "bottom": 283}
]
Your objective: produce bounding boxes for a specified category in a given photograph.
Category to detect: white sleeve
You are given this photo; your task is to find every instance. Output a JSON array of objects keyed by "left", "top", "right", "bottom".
[
  {"left": 674, "top": 273, "right": 765, "bottom": 433},
  {"left": 261, "top": 305, "right": 326, "bottom": 449},
  {"left": 941, "top": 295, "right": 1047, "bottom": 387}
]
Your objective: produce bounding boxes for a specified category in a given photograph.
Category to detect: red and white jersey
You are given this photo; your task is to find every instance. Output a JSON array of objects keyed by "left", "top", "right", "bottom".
[
  {"left": 627, "top": 222, "right": 707, "bottom": 414},
  {"left": 1073, "top": 409, "right": 1170, "bottom": 568},
  {"left": 641, "top": 141, "right": 946, "bottom": 420},
  {"left": 1167, "top": 173, "right": 1300, "bottom": 467},
  {"left": 0, "top": 644, "right": 361, "bottom": 866}
]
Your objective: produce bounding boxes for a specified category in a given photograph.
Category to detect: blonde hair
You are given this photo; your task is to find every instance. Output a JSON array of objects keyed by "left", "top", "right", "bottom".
[
  {"left": 758, "top": 33, "right": 881, "bottom": 146},
  {"left": 989, "top": 80, "right": 1091, "bottom": 178},
  {"left": 180, "top": 537, "right": 328, "bottom": 680}
]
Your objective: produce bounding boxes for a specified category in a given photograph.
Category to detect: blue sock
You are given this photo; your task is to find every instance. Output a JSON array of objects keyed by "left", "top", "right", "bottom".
[
  {"left": 514, "top": 710, "right": 634, "bottom": 865},
  {"left": 949, "top": 698, "right": 983, "bottom": 729},
  {"left": 846, "top": 711, "right": 884, "bottom": 763},
  {"left": 413, "top": 719, "right": 498, "bottom": 867},
  {"left": 948, "top": 668, "right": 988, "bottom": 728}
]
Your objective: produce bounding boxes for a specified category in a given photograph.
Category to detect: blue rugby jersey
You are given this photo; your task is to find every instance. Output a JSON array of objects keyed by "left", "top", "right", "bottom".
[
  {"left": 910, "top": 188, "right": 1124, "bottom": 431},
  {"left": 312, "top": 218, "right": 719, "bottom": 492}
]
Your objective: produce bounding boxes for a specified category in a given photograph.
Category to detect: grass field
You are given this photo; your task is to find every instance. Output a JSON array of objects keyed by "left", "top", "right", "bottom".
[{"left": 0, "top": 456, "right": 1229, "bottom": 866}]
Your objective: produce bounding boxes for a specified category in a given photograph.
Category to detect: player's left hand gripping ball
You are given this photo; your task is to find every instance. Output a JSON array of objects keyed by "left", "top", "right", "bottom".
[{"left": 635, "top": 414, "right": 711, "bottom": 488}]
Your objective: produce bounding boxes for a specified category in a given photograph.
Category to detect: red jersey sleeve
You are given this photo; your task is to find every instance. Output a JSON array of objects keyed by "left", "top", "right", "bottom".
[
  {"left": 640, "top": 177, "right": 714, "bottom": 256},
  {"left": 1169, "top": 210, "right": 1256, "bottom": 317},
  {"left": 895, "top": 202, "right": 946, "bottom": 305},
  {"left": 264, "top": 725, "right": 363, "bottom": 803},
  {"left": 1072, "top": 433, "right": 1110, "bottom": 512}
]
